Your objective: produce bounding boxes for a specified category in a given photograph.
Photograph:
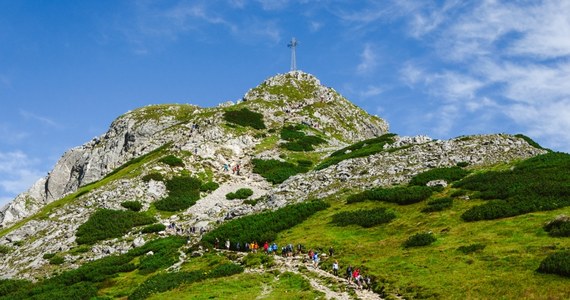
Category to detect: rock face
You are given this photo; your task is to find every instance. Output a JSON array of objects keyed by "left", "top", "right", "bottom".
[{"left": 0, "top": 71, "right": 548, "bottom": 280}]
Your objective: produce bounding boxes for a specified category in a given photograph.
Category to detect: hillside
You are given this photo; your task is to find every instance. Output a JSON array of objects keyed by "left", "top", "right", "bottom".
[{"left": 0, "top": 71, "right": 569, "bottom": 299}]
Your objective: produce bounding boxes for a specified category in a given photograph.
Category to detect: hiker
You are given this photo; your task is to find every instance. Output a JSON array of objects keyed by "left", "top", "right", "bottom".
[
  {"left": 223, "top": 164, "right": 229, "bottom": 172},
  {"left": 297, "top": 244, "right": 303, "bottom": 256},
  {"left": 236, "top": 241, "right": 241, "bottom": 251},
  {"left": 254, "top": 241, "right": 259, "bottom": 253},
  {"left": 328, "top": 246, "right": 334, "bottom": 257},
  {"left": 308, "top": 249, "right": 314, "bottom": 263},
  {"left": 313, "top": 252, "right": 319, "bottom": 268},
  {"left": 332, "top": 260, "right": 339, "bottom": 276},
  {"left": 346, "top": 265, "right": 353, "bottom": 283},
  {"left": 365, "top": 275, "right": 372, "bottom": 291},
  {"left": 272, "top": 242, "right": 278, "bottom": 254},
  {"left": 236, "top": 164, "right": 241, "bottom": 176},
  {"left": 245, "top": 242, "right": 250, "bottom": 252},
  {"left": 225, "top": 239, "right": 230, "bottom": 250},
  {"left": 353, "top": 268, "right": 361, "bottom": 288},
  {"left": 263, "top": 241, "right": 269, "bottom": 254}
]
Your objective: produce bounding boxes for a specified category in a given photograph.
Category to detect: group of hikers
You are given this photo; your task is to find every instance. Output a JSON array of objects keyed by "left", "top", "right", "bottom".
[
  {"left": 212, "top": 238, "right": 373, "bottom": 290},
  {"left": 222, "top": 163, "right": 241, "bottom": 175}
]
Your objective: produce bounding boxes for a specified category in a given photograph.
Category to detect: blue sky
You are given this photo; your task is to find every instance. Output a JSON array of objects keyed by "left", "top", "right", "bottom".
[{"left": 1, "top": 0, "right": 570, "bottom": 206}]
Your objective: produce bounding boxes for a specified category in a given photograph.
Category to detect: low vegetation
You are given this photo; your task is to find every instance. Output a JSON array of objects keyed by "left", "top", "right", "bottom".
[
  {"left": 537, "top": 251, "right": 570, "bottom": 277},
  {"left": 457, "top": 243, "right": 486, "bottom": 254},
  {"left": 543, "top": 215, "right": 570, "bottom": 237},
  {"left": 316, "top": 133, "right": 397, "bottom": 170},
  {"left": 202, "top": 200, "right": 329, "bottom": 247},
  {"left": 421, "top": 197, "right": 453, "bottom": 213},
  {"left": 347, "top": 186, "right": 436, "bottom": 205},
  {"left": 458, "top": 152, "right": 570, "bottom": 221},
  {"left": 331, "top": 207, "right": 396, "bottom": 228},
  {"left": 129, "top": 263, "right": 244, "bottom": 300},
  {"left": 226, "top": 188, "right": 254, "bottom": 200},
  {"left": 280, "top": 124, "right": 326, "bottom": 151},
  {"left": 403, "top": 232, "right": 437, "bottom": 248},
  {"left": 0, "top": 245, "right": 11, "bottom": 255},
  {"left": 154, "top": 175, "right": 202, "bottom": 211},
  {"left": 0, "top": 237, "right": 186, "bottom": 300},
  {"left": 140, "top": 223, "right": 166, "bottom": 234},
  {"left": 200, "top": 181, "right": 219, "bottom": 192},
  {"left": 409, "top": 166, "right": 469, "bottom": 186},
  {"left": 142, "top": 172, "right": 164, "bottom": 182},
  {"left": 75, "top": 209, "right": 156, "bottom": 245},
  {"left": 224, "top": 108, "right": 266, "bottom": 129},
  {"left": 121, "top": 200, "right": 143, "bottom": 212},
  {"left": 158, "top": 155, "right": 185, "bottom": 167},
  {"left": 252, "top": 158, "right": 309, "bottom": 184}
]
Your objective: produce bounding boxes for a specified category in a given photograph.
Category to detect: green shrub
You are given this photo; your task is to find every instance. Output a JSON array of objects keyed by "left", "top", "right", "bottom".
[
  {"left": 0, "top": 236, "right": 186, "bottom": 300},
  {"left": 331, "top": 208, "right": 396, "bottom": 228},
  {"left": 515, "top": 134, "right": 547, "bottom": 150},
  {"left": 142, "top": 172, "right": 164, "bottom": 182},
  {"left": 537, "top": 251, "right": 570, "bottom": 277},
  {"left": 42, "top": 253, "right": 56, "bottom": 259},
  {"left": 279, "top": 124, "right": 326, "bottom": 152},
  {"left": 154, "top": 175, "right": 202, "bottom": 211},
  {"left": 159, "top": 155, "right": 185, "bottom": 167},
  {"left": 456, "top": 162, "right": 469, "bottom": 167},
  {"left": 422, "top": 197, "right": 453, "bottom": 213},
  {"left": 0, "top": 245, "right": 11, "bottom": 255},
  {"left": 202, "top": 200, "right": 329, "bottom": 248},
  {"left": 49, "top": 256, "right": 65, "bottom": 265},
  {"left": 140, "top": 223, "right": 166, "bottom": 234},
  {"left": 200, "top": 181, "right": 219, "bottom": 192},
  {"left": 347, "top": 186, "right": 435, "bottom": 205},
  {"left": 458, "top": 152, "right": 570, "bottom": 221},
  {"left": 223, "top": 108, "right": 266, "bottom": 129},
  {"left": 0, "top": 279, "right": 32, "bottom": 297},
  {"left": 129, "top": 263, "right": 243, "bottom": 300},
  {"left": 403, "top": 232, "right": 437, "bottom": 248},
  {"left": 280, "top": 125, "right": 305, "bottom": 141},
  {"left": 296, "top": 159, "right": 313, "bottom": 168},
  {"left": 252, "top": 159, "right": 309, "bottom": 184},
  {"left": 543, "top": 216, "right": 570, "bottom": 237},
  {"left": 226, "top": 188, "right": 254, "bottom": 200},
  {"left": 243, "top": 197, "right": 264, "bottom": 206},
  {"left": 316, "top": 134, "right": 397, "bottom": 170},
  {"left": 409, "top": 167, "right": 470, "bottom": 186},
  {"left": 76, "top": 209, "right": 156, "bottom": 245},
  {"left": 121, "top": 201, "right": 143, "bottom": 212},
  {"left": 457, "top": 243, "right": 486, "bottom": 254}
]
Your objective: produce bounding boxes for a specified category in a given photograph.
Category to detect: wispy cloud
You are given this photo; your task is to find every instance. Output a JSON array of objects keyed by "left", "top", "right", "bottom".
[
  {"left": 0, "top": 151, "right": 44, "bottom": 202},
  {"left": 256, "top": 0, "right": 290, "bottom": 11},
  {"left": 0, "top": 123, "right": 29, "bottom": 144},
  {"left": 360, "top": 85, "right": 384, "bottom": 98},
  {"left": 19, "top": 110, "right": 62, "bottom": 129},
  {"left": 357, "top": 43, "right": 378, "bottom": 74}
]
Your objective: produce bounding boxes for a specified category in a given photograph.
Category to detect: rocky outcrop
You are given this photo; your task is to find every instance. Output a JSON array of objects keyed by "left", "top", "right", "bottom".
[{"left": 269, "top": 134, "right": 547, "bottom": 206}]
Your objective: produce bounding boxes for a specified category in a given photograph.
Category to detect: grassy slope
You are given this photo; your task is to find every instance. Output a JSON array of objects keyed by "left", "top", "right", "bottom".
[
  {"left": 0, "top": 145, "right": 170, "bottom": 238},
  {"left": 273, "top": 195, "right": 570, "bottom": 299}
]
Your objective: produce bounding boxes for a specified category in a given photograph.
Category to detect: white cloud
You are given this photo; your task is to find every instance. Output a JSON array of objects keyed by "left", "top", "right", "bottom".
[
  {"left": 0, "top": 151, "right": 44, "bottom": 201},
  {"left": 357, "top": 43, "right": 378, "bottom": 74},
  {"left": 309, "top": 21, "right": 323, "bottom": 32}
]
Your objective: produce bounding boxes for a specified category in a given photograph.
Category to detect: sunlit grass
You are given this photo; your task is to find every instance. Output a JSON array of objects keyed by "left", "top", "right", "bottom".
[{"left": 274, "top": 195, "right": 570, "bottom": 299}]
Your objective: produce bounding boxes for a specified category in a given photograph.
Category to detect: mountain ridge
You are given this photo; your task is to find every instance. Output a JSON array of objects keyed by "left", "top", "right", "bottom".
[{"left": 1, "top": 71, "right": 564, "bottom": 300}]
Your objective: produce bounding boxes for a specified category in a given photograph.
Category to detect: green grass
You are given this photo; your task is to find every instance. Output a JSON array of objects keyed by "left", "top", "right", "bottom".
[
  {"left": 273, "top": 195, "right": 570, "bottom": 299},
  {"left": 147, "top": 271, "right": 324, "bottom": 300},
  {"left": 0, "top": 144, "right": 170, "bottom": 238}
]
